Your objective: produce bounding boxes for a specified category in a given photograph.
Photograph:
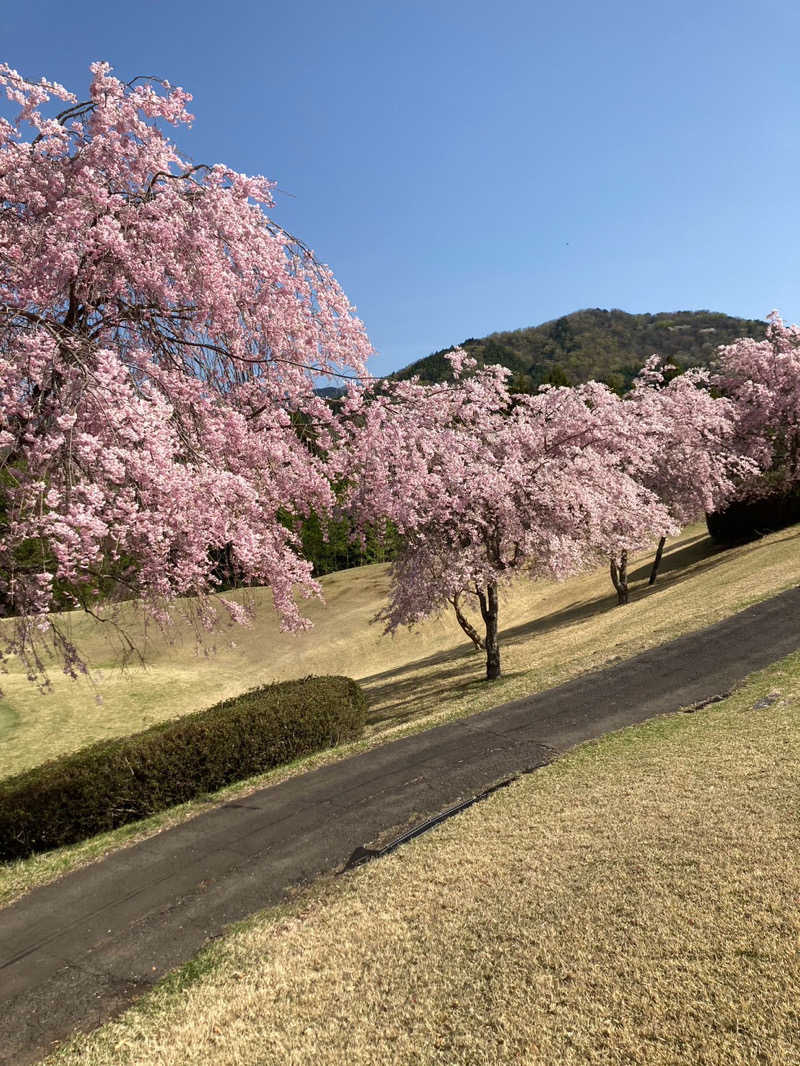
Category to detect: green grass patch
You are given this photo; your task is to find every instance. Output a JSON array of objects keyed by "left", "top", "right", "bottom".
[{"left": 0, "top": 700, "right": 18, "bottom": 742}]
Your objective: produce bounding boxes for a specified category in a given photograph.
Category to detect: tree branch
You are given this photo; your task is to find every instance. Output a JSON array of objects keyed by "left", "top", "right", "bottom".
[{"left": 449, "top": 591, "right": 485, "bottom": 651}]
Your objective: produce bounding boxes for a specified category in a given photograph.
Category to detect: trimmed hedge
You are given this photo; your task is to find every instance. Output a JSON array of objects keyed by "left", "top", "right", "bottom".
[
  {"left": 0, "top": 675, "right": 367, "bottom": 862},
  {"left": 706, "top": 488, "right": 800, "bottom": 545}
]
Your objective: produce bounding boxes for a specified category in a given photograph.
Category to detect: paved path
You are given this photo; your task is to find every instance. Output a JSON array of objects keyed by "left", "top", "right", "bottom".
[{"left": 2, "top": 586, "right": 800, "bottom": 1065}]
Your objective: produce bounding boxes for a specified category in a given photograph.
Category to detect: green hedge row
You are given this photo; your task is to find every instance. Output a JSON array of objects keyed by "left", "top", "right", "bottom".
[
  {"left": 0, "top": 675, "right": 367, "bottom": 862},
  {"left": 706, "top": 488, "right": 800, "bottom": 544}
]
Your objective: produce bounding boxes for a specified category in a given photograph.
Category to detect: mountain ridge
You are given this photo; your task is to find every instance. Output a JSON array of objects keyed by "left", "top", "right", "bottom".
[{"left": 390, "top": 308, "right": 768, "bottom": 391}]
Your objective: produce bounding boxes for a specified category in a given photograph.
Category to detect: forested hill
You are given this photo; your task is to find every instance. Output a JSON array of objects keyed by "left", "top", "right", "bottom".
[{"left": 391, "top": 309, "right": 767, "bottom": 392}]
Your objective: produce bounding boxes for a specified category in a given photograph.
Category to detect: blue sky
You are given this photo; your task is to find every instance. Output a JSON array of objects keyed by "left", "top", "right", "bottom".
[{"left": 5, "top": 0, "right": 800, "bottom": 376}]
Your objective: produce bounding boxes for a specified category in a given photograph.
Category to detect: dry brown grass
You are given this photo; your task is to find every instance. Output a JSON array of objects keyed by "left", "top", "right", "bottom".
[{"left": 46, "top": 653, "right": 800, "bottom": 1066}]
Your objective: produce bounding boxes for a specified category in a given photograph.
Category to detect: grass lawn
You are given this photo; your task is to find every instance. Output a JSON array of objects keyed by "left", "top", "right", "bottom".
[
  {"left": 2, "top": 520, "right": 800, "bottom": 909},
  {"left": 44, "top": 650, "right": 800, "bottom": 1065}
]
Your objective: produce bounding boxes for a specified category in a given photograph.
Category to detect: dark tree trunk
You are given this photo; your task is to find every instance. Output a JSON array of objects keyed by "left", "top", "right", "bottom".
[
  {"left": 476, "top": 581, "right": 501, "bottom": 680},
  {"left": 450, "top": 591, "right": 486, "bottom": 651},
  {"left": 485, "top": 638, "right": 501, "bottom": 680},
  {"left": 609, "top": 549, "right": 629, "bottom": 606},
  {"left": 648, "top": 536, "right": 667, "bottom": 586}
]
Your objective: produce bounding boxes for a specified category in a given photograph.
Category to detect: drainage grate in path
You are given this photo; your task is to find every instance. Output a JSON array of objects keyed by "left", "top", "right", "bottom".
[{"left": 341, "top": 766, "right": 543, "bottom": 872}]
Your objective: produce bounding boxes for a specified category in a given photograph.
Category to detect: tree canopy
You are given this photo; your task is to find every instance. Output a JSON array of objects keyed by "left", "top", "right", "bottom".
[
  {"left": 0, "top": 63, "right": 372, "bottom": 681},
  {"left": 342, "top": 352, "right": 677, "bottom": 679}
]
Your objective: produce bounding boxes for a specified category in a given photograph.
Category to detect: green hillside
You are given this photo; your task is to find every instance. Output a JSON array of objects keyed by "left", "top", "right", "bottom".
[{"left": 392, "top": 308, "right": 767, "bottom": 391}]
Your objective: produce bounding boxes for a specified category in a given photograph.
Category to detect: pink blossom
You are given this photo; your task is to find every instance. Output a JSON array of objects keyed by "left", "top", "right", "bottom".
[
  {"left": 713, "top": 311, "right": 800, "bottom": 497},
  {"left": 341, "top": 355, "right": 676, "bottom": 678},
  {"left": 0, "top": 63, "right": 373, "bottom": 683}
]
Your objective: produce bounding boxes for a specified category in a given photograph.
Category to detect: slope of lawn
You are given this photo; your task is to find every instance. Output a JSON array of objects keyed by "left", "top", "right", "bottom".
[
  {"left": 2, "top": 521, "right": 800, "bottom": 784},
  {"left": 1, "top": 520, "right": 799, "bottom": 909},
  {"left": 45, "top": 650, "right": 800, "bottom": 1066}
]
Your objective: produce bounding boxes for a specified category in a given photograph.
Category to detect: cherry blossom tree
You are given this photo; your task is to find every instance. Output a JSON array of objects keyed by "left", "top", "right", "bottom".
[
  {"left": 712, "top": 311, "right": 800, "bottom": 498},
  {"left": 341, "top": 353, "right": 675, "bottom": 680},
  {"left": 617, "top": 357, "right": 753, "bottom": 590},
  {"left": 0, "top": 63, "right": 372, "bottom": 684}
]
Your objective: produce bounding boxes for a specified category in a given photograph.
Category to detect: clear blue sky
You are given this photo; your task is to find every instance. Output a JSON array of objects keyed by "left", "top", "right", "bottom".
[{"left": 5, "top": 0, "right": 800, "bottom": 376}]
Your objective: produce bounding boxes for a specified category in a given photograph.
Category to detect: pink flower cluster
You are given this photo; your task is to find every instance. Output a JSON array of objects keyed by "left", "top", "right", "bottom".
[
  {"left": 625, "top": 356, "right": 756, "bottom": 529},
  {"left": 713, "top": 312, "right": 800, "bottom": 496},
  {"left": 342, "top": 357, "right": 670, "bottom": 621},
  {"left": 0, "top": 63, "right": 371, "bottom": 680}
]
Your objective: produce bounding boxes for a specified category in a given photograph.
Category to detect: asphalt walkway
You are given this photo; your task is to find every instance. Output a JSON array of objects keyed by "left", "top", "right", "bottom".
[{"left": 2, "top": 585, "right": 800, "bottom": 1065}]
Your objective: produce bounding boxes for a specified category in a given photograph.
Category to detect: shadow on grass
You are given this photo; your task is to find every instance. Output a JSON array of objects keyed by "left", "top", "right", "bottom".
[
  {"left": 362, "top": 538, "right": 723, "bottom": 693},
  {"left": 627, "top": 532, "right": 725, "bottom": 584},
  {"left": 364, "top": 658, "right": 530, "bottom": 731},
  {"left": 363, "top": 651, "right": 482, "bottom": 727},
  {"left": 631, "top": 527, "right": 800, "bottom": 592},
  {"left": 361, "top": 532, "right": 791, "bottom": 731},
  {"left": 472, "top": 535, "right": 732, "bottom": 654}
]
